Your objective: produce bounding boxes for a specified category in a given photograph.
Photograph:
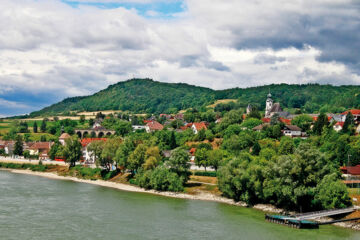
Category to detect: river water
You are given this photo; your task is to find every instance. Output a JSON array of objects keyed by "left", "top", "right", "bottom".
[{"left": 1, "top": 170, "right": 360, "bottom": 240}]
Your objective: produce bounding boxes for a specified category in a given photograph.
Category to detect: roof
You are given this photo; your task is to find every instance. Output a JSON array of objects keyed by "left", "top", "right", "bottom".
[
  {"left": 30, "top": 142, "right": 52, "bottom": 150},
  {"left": 59, "top": 133, "right": 71, "bottom": 139},
  {"left": 192, "top": 122, "right": 207, "bottom": 131},
  {"left": 280, "top": 118, "right": 291, "bottom": 125},
  {"left": 262, "top": 118, "right": 271, "bottom": 123},
  {"left": 253, "top": 123, "right": 269, "bottom": 131},
  {"left": 270, "top": 103, "right": 282, "bottom": 113},
  {"left": 341, "top": 165, "right": 360, "bottom": 175},
  {"left": 284, "top": 125, "right": 302, "bottom": 131},
  {"left": 335, "top": 122, "right": 345, "bottom": 127},
  {"left": 189, "top": 148, "right": 196, "bottom": 155},
  {"left": 146, "top": 121, "right": 164, "bottom": 131},
  {"left": 341, "top": 109, "right": 360, "bottom": 116},
  {"left": 81, "top": 138, "right": 107, "bottom": 147}
]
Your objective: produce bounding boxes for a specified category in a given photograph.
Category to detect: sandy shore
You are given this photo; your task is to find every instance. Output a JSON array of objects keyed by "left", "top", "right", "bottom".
[{"left": 1, "top": 167, "right": 359, "bottom": 231}]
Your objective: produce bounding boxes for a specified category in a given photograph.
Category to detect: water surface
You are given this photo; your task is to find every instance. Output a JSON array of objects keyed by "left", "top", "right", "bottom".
[{"left": 1, "top": 170, "right": 359, "bottom": 240}]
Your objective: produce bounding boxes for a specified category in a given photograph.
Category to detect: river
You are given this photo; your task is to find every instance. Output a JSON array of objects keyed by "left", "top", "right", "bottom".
[{"left": 1, "top": 170, "right": 360, "bottom": 240}]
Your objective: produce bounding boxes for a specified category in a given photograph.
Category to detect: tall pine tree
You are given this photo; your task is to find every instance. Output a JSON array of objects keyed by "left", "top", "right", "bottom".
[
  {"left": 40, "top": 120, "right": 47, "bottom": 133},
  {"left": 13, "top": 135, "right": 23, "bottom": 156},
  {"left": 33, "top": 121, "right": 38, "bottom": 133},
  {"left": 342, "top": 112, "right": 355, "bottom": 134}
]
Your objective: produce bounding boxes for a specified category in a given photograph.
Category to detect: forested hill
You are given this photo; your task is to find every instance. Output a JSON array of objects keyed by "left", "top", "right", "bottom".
[
  {"left": 30, "top": 79, "right": 216, "bottom": 116},
  {"left": 30, "top": 79, "right": 360, "bottom": 116}
]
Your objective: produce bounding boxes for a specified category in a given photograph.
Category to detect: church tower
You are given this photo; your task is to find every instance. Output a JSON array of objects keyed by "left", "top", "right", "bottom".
[{"left": 265, "top": 92, "right": 273, "bottom": 117}]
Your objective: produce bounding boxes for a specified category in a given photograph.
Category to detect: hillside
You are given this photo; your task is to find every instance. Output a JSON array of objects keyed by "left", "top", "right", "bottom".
[
  {"left": 30, "top": 79, "right": 216, "bottom": 116},
  {"left": 30, "top": 79, "right": 360, "bottom": 117}
]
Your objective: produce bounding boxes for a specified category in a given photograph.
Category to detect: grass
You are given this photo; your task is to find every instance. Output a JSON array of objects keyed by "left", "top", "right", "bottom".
[
  {"left": 207, "top": 99, "right": 237, "bottom": 108},
  {"left": 0, "top": 162, "right": 48, "bottom": 172}
]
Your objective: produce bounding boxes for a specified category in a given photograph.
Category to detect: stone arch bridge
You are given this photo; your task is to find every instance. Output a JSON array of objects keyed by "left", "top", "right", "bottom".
[{"left": 75, "top": 129, "right": 116, "bottom": 138}]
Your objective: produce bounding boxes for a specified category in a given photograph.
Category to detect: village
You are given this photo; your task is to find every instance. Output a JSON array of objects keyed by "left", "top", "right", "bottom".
[{"left": 1, "top": 92, "right": 360, "bottom": 179}]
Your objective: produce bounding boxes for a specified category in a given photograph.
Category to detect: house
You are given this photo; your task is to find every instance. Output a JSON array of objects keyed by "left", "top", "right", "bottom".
[
  {"left": 283, "top": 125, "right": 302, "bottom": 137},
  {"left": 59, "top": 133, "right": 71, "bottom": 146},
  {"left": 341, "top": 109, "right": 360, "bottom": 122},
  {"left": 252, "top": 124, "right": 303, "bottom": 137},
  {"left": 333, "top": 122, "right": 345, "bottom": 132},
  {"left": 81, "top": 138, "right": 107, "bottom": 163},
  {"left": 4, "top": 141, "right": 15, "bottom": 155},
  {"left": 132, "top": 125, "right": 146, "bottom": 131},
  {"left": 215, "top": 118, "right": 222, "bottom": 124},
  {"left": 145, "top": 121, "right": 164, "bottom": 133},
  {"left": 192, "top": 122, "right": 207, "bottom": 134},
  {"left": 29, "top": 142, "right": 53, "bottom": 160}
]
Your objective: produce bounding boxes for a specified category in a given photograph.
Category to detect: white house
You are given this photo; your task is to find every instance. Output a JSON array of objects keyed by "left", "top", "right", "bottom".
[
  {"left": 191, "top": 122, "right": 207, "bottom": 134},
  {"left": 132, "top": 125, "right": 146, "bottom": 131},
  {"left": 283, "top": 125, "right": 302, "bottom": 137}
]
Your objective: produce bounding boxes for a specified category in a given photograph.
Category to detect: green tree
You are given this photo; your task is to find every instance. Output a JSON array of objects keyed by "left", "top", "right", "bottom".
[
  {"left": 207, "top": 149, "right": 224, "bottom": 171},
  {"left": 33, "top": 121, "right": 38, "bottom": 133},
  {"left": 167, "top": 148, "right": 191, "bottom": 183},
  {"left": 87, "top": 140, "right": 105, "bottom": 165},
  {"left": 101, "top": 138, "right": 122, "bottom": 170},
  {"left": 128, "top": 144, "right": 147, "bottom": 173},
  {"left": 115, "top": 121, "right": 132, "bottom": 136},
  {"left": 40, "top": 119, "right": 47, "bottom": 133},
  {"left": 195, "top": 148, "right": 209, "bottom": 170},
  {"left": 13, "top": 135, "right": 23, "bottom": 156},
  {"left": 314, "top": 173, "right": 351, "bottom": 209},
  {"left": 342, "top": 112, "right": 355, "bottom": 134},
  {"left": 291, "top": 115, "right": 313, "bottom": 132},
  {"left": 80, "top": 115, "right": 85, "bottom": 124},
  {"left": 252, "top": 141, "right": 261, "bottom": 156},
  {"left": 278, "top": 137, "right": 295, "bottom": 155},
  {"left": 115, "top": 139, "right": 136, "bottom": 170},
  {"left": 64, "top": 137, "right": 82, "bottom": 167},
  {"left": 313, "top": 113, "right": 328, "bottom": 135}
]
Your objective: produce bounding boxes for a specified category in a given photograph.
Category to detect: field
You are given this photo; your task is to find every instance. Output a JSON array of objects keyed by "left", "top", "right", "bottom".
[{"left": 207, "top": 99, "right": 237, "bottom": 108}]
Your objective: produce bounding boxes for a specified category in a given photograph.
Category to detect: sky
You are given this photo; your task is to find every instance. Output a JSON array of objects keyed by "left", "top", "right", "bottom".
[{"left": 0, "top": 0, "right": 359, "bottom": 116}]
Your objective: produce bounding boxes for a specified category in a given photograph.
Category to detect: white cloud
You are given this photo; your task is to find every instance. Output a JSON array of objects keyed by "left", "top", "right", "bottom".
[{"left": 0, "top": 0, "right": 359, "bottom": 115}]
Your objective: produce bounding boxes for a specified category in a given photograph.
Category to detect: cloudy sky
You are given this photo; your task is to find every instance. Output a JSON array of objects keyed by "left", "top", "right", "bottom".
[{"left": 0, "top": 0, "right": 359, "bottom": 116}]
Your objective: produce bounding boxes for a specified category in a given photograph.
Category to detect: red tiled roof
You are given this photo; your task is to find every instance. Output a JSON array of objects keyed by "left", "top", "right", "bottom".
[
  {"left": 280, "top": 118, "right": 291, "bottom": 125},
  {"left": 143, "top": 120, "right": 152, "bottom": 123},
  {"left": 30, "top": 142, "right": 52, "bottom": 150},
  {"left": 341, "top": 165, "right": 360, "bottom": 175},
  {"left": 335, "top": 122, "right": 345, "bottom": 127},
  {"left": 341, "top": 109, "right": 360, "bottom": 115},
  {"left": 189, "top": 148, "right": 196, "bottom": 155},
  {"left": 146, "top": 121, "right": 164, "bottom": 131},
  {"left": 262, "top": 118, "right": 271, "bottom": 123},
  {"left": 312, "top": 116, "right": 332, "bottom": 121},
  {"left": 192, "top": 122, "right": 207, "bottom": 131},
  {"left": 81, "top": 138, "right": 107, "bottom": 147}
]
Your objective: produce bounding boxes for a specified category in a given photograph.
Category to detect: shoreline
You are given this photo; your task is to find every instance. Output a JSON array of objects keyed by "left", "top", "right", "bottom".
[{"left": 1, "top": 167, "right": 360, "bottom": 231}]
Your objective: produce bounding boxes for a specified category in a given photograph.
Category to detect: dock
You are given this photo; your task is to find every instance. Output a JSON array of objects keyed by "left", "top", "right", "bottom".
[{"left": 265, "top": 207, "right": 359, "bottom": 229}]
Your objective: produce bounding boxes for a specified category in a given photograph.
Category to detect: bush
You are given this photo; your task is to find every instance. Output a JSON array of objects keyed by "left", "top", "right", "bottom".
[
  {"left": 135, "top": 166, "right": 184, "bottom": 192},
  {"left": 101, "top": 170, "right": 119, "bottom": 180},
  {"left": 193, "top": 171, "right": 217, "bottom": 177}
]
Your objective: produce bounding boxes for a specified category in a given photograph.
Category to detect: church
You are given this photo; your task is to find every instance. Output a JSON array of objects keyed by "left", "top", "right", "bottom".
[{"left": 265, "top": 92, "right": 290, "bottom": 118}]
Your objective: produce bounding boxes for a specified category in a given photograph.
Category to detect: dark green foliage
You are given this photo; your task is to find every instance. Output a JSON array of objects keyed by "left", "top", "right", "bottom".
[
  {"left": 194, "top": 171, "right": 217, "bottom": 177},
  {"left": 167, "top": 148, "right": 191, "bottom": 183},
  {"left": 342, "top": 112, "right": 355, "bottom": 134},
  {"left": 22, "top": 80, "right": 360, "bottom": 117},
  {"left": 64, "top": 137, "right": 82, "bottom": 167},
  {"left": 313, "top": 113, "right": 329, "bottom": 135},
  {"left": 40, "top": 120, "right": 47, "bottom": 132},
  {"left": 218, "top": 143, "right": 351, "bottom": 211},
  {"left": 136, "top": 166, "right": 184, "bottom": 192},
  {"left": 33, "top": 121, "right": 38, "bottom": 133},
  {"left": 14, "top": 135, "right": 23, "bottom": 156},
  {"left": 0, "top": 162, "right": 48, "bottom": 172}
]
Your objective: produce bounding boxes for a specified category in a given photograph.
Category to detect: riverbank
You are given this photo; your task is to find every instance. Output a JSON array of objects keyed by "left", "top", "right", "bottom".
[{"left": 1, "top": 166, "right": 360, "bottom": 231}]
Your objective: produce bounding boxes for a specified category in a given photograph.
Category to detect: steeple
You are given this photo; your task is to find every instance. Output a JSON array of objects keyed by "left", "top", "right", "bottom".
[{"left": 265, "top": 91, "right": 273, "bottom": 117}]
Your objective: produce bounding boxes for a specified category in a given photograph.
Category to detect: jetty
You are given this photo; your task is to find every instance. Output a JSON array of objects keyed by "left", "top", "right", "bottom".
[{"left": 266, "top": 207, "right": 360, "bottom": 229}]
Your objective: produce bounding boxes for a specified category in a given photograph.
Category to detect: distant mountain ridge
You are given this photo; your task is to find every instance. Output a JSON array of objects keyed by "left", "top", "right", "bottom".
[{"left": 30, "top": 78, "right": 360, "bottom": 116}]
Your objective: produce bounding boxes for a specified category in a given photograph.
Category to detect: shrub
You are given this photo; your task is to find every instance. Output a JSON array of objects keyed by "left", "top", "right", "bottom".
[{"left": 194, "top": 171, "right": 217, "bottom": 177}]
